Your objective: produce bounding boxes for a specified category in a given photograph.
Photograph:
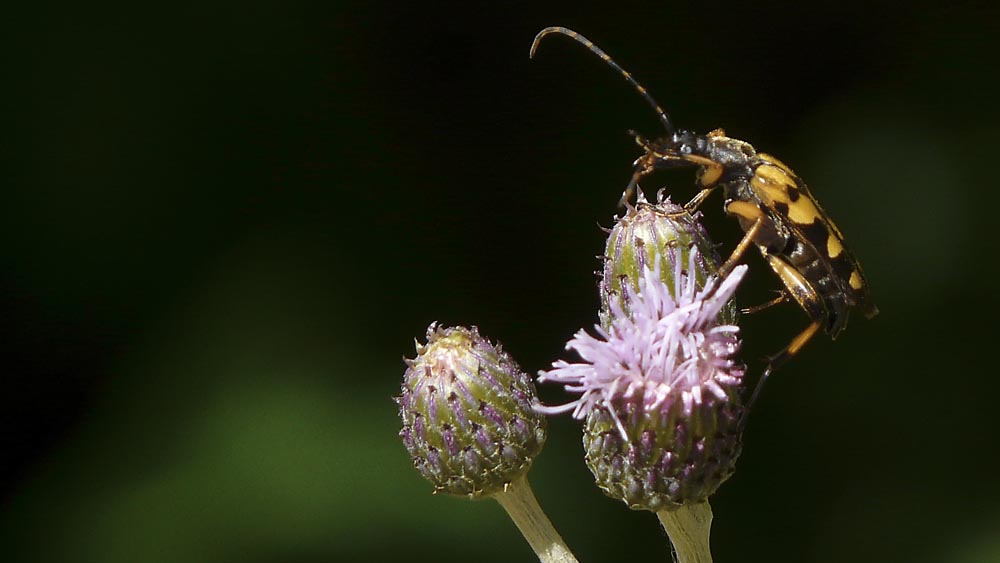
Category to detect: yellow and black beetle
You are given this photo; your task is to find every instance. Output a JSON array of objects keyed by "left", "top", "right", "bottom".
[{"left": 530, "top": 27, "right": 878, "bottom": 397}]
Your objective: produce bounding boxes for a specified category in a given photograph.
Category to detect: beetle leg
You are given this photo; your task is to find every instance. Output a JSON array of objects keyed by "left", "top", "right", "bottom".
[
  {"left": 628, "top": 129, "right": 651, "bottom": 150},
  {"left": 718, "top": 201, "right": 765, "bottom": 278},
  {"left": 748, "top": 321, "right": 821, "bottom": 408},
  {"left": 740, "top": 291, "right": 789, "bottom": 315},
  {"left": 621, "top": 171, "right": 641, "bottom": 208},
  {"left": 684, "top": 186, "right": 717, "bottom": 212},
  {"left": 621, "top": 138, "right": 652, "bottom": 206}
]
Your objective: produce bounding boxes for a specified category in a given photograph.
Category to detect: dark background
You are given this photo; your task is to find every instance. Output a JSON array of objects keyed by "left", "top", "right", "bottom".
[{"left": 3, "top": 1, "right": 998, "bottom": 562}]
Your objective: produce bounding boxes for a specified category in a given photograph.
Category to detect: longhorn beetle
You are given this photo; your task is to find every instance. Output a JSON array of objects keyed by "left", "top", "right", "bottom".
[{"left": 530, "top": 26, "right": 878, "bottom": 400}]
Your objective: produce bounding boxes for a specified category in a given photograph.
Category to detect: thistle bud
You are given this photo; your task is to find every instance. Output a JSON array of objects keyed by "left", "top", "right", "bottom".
[
  {"left": 540, "top": 199, "right": 747, "bottom": 511},
  {"left": 398, "top": 323, "right": 546, "bottom": 498},
  {"left": 601, "top": 191, "right": 736, "bottom": 328}
]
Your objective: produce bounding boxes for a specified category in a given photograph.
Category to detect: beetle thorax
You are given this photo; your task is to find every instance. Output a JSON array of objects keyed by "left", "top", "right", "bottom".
[{"left": 703, "top": 135, "right": 755, "bottom": 168}]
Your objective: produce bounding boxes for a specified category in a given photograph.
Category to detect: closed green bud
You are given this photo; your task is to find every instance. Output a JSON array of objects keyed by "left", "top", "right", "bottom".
[{"left": 600, "top": 191, "right": 736, "bottom": 328}]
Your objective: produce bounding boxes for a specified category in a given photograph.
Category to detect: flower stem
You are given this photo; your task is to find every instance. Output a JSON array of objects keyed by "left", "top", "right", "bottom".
[
  {"left": 656, "top": 502, "right": 714, "bottom": 563},
  {"left": 491, "top": 475, "right": 579, "bottom": 563}
]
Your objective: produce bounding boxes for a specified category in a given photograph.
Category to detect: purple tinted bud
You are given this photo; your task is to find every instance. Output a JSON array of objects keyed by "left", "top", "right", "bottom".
[{"left": 398, "top": 324, "right": 546, "bottom": 498}]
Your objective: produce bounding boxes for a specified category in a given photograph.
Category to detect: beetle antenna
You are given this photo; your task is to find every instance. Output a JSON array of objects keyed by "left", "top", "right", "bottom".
[{"left": 530, "top": 26, "right": 675, "bottom": 135}]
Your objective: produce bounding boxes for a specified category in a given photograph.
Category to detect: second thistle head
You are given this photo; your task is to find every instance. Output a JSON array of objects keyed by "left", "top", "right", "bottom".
[{"left": 540, "top": 193, "right": 747, "bottom": 511}]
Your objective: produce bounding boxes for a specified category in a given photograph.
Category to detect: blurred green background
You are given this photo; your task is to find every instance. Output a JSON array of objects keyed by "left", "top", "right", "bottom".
[{"left": 3, "top": 1, "right": 998, "bottom": 562}]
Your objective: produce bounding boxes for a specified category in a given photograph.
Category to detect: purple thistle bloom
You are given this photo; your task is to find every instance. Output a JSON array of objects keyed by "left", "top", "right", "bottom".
[{"left": 538, "top": 248, "right": 747, "bottom": 440}]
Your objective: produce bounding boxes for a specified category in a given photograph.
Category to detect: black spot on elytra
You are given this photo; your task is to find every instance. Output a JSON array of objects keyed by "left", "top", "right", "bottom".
[
  {"left": 799, "top": 218, "right": 830, "bottom": 251},
  {"left": 786, "top": 185, "right": 801, "bottom": 202},
  {"left": 831, "top": 253, "right": 861, "bottom": 288},
  {"left": 796, "top": 219, "right": 860, "bottom": 293},
  {"left": 774, "top": 201, "right": 790, "bottom": 216}
]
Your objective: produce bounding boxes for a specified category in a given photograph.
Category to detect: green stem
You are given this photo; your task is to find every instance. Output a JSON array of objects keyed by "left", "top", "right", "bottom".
[
  {"left": 491, "top": 475, "right": 579, "bottom": 563},
  {"left": 656, "top": 502, "right": 714, "bottom": 563}
]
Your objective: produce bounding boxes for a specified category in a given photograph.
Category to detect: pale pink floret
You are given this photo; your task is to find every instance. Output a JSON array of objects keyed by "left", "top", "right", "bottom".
[{"left": 538, "top": 249, "right": 746, "bottom": 439}]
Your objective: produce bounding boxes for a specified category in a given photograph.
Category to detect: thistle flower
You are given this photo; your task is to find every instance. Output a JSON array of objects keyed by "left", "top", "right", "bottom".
[
  {"left": 397, "top": 323, "right": 546, "bottom": 498},
  {"left": 539, "top": 199, "right": 747, "bottom": 512}
]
